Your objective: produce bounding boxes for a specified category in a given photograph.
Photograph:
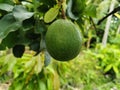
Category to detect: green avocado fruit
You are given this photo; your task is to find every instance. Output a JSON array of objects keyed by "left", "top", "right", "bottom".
[{"left": 45, "top": 19, "right": 82, "bottom": 61}]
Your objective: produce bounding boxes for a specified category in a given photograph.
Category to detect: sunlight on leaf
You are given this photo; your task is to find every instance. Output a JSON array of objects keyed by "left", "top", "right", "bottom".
[
  {"left": 13, "top": 5, "right": 34, "bottom": 21},
  {"left": 104, "top": 64, "right": 112, "bottom": 73},
  {"left": 53, "top": 72, "right": 60, "bottom": 90},
  {"left": 0, "top": 3, "right": 13, "bottom": 12},
  {"left": 113, "top": 66, "right": 119, "bottom": 75},
  {"left": 47, "top": 78, "right": 53, "bottom": 90},
  {"left": 44, "top": 5, "right": 60, "bottom": 23},
  {"left": 38, "top": 79, "right": 47, "bottom": 90},
  {"left": 34, "top": 53, "right": 44, "bottom": 74},
  {"left": 24, "top": 58, "right": 36, "bottom": 73}
]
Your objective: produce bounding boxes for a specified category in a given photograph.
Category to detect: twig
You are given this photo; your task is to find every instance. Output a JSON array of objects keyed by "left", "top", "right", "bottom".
[
  {"left": 61, "top": 0, "right": 66, "bottom": 19},
  {"left": 90, "top": 17, "right": 97, "bottom": 31},
  {"left": 97, "top": 6, "right": 120, "bottom": 25}
]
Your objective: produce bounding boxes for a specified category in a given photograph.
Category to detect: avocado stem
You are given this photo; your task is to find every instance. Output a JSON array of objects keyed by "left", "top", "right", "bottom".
[
  {"left": 61, "top": 8, "right": 66, "bottom": 19},
  {"left": 61, "top": 0, "right": 66, "bottom": 19}
]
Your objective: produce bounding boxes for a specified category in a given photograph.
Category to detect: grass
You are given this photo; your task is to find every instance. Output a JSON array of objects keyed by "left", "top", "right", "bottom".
[{"left": 56, "top": 50, "right": 120, "bottom": 90}]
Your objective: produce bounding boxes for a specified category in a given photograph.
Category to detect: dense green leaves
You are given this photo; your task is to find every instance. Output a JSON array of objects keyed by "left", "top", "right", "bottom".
[
  {"left": 91, "top": 44, "right": 120, "bottom": 78},
  {"left": 0, "top": 30, "right": 34, "bottom": 50},
  {"left": 0, "top": 31, "right": 19, "bottom": 49},
  {"left": 0, "top": 53, "right": 60, "bottom": 90},
  {"left": 0, "top": 0, "right": 120, "bottom": 90},
  {"left": 85, "top": 4, "right": 97, "bottom": 17}
]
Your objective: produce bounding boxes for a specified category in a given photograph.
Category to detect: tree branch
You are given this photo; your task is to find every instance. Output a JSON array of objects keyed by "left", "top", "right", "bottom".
[
  {"left": 90, "top": 17, "right": 97, "bottom": 31},
  {"left": 97, "top": 6, "right": 120, "bottom": 25}
]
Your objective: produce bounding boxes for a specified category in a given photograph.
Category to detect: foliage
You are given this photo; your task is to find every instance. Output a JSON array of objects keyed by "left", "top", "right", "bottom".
[
  {"left": 1, "top": 45, "right": 120, "bottom": 90},
  {"left": 56, "top": 53, "right": 107, "bottom": 90},
  {"left": 52, "top": 49, "right": 120, "bottom": 90},
  {"left": 0, "top": 0, "right": 120, "bottom": 90},
  {"left": 0, "top": 0, "right": 100, "bottom": 89},
  {"left": 86, "top": 44, "right": 120, "bottom": 79},
  {"left": 0, "top": 0, "right": 99, "bottom": 59},
  {"left": 0, "top": 52, "right": 60, "bottom": 90},
  {"left": 110, "top": 34, "right": 120, "bottom": 46},
  {"left": 0, "top": 50, "right": 114, "bottom": 90}
]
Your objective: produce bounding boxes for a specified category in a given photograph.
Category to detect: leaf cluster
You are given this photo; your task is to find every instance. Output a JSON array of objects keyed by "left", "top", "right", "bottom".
[
  {"left": 0, "top": 53, "right": 59, "bottom": 90},
  {"left": 90, "top": 44, "right": 120, "bottom": 79}
]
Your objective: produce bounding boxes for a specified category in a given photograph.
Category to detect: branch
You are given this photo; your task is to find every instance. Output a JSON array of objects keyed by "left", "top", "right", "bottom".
[
  {"left": 97, "top": 6, "right": 120, "bottom": 25},
  {"left": 90, "top": 17, "right": 97, "bottom": 31}
]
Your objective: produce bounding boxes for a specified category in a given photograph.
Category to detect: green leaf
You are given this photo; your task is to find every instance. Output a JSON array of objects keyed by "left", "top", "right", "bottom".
[
  {"left": 47, "top": 78, "right": 53, "bottom": 90},
  {"left": 34, "top": 55, "right": 44, "bottom": 74},
  {"left": 53, "top": 72, "right": 60, "bottom": 90},
  {"left": 113, "top": 65, "right": 119, "bottom": 75},
  {"left": 71, "top": 0, "right": 86, "bottom": 17},
  {"left": 0, "top": 13, "right": 21, "bottom": 39},
  {"left": 67, "top": 0, "right": 79, "bottom": 20},
  {"left": 46, "top": 65, "right": 55, "bottom": 75},
  {"left": 0, "top": 31, "right": 19, "bottom": 48},
  {"left": 13, "top": 68, "right": 23, "bottom": 79},
  {"left": 9, "top": 77, "right": 25, "bottom": 90},
  {"left": 97, "top": 0, "right": 111, "bottom": 19},
  {"left": 0, "top": 65, "right": 8, "bottom": 75},
  {"left": 7, "top": 55, "right": 17, "bottom": 71},
  {"left": 104, "top": 64, "right": 112, "bottom": 73},
  {"left": 38, "top": 79, "right": 47, "bottom": 90},
  {"left": 26, "top": 81, "right": 34, "bottom": 90},
  {"left": 13, "top": 5, "right": 34, "bottom": 21},
  {"left": 0, "top": 30, "right": 31, "bottom": 49},
  {"left": 44, "top": 5, "right": 60, "bottom": 23},
  {"left": 35, "top": 20, "right": 47, "bottom": 34},
  {"left": 24, "top": 57, "right": 36, "bottom": 73},
  {"left": 85, "top": 4, "right": 97, "bottom": 17},
  {"left": 0, "top": 3, "right": 13, "bottom": 12}
]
